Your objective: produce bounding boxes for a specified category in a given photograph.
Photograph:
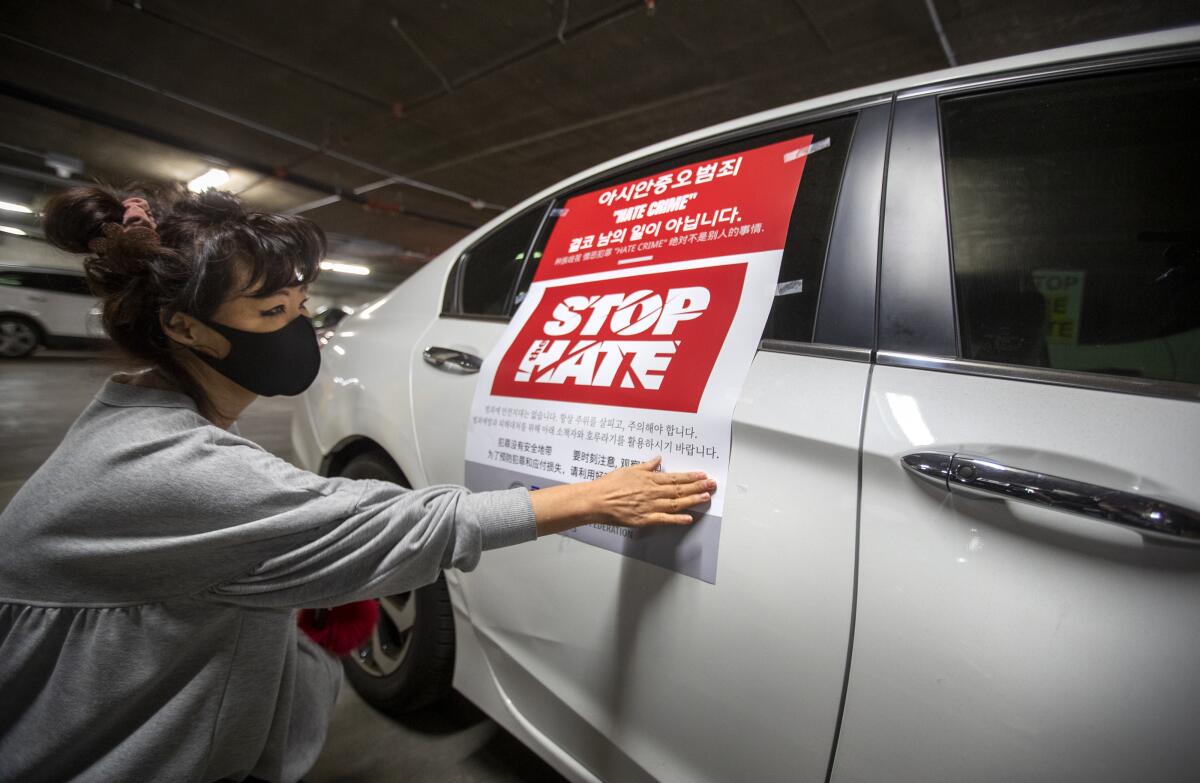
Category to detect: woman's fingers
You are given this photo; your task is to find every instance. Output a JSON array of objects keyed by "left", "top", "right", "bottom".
[
  {"left": 647, "top": 512, "right": 695, "bottom": 526},
  {"left": 651, "top": 469, "right": 711, "bottom": 485},
  {"left": 637, "top": 492, "right": 710, "bottom": 518},
  {"left": 657, "top": 479, "right": 714, "bottom": 499},
  {"left": 669, "top": 492, "right": 710, "bottom": 512}
]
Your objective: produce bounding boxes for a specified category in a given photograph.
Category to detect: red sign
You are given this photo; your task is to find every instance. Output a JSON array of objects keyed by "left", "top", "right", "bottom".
[
  {"left": 535, "top": 134, "right": 815, "bottom": 282},
  {"left": 492, "top": 263, "right": 747, "bottom": 412}
]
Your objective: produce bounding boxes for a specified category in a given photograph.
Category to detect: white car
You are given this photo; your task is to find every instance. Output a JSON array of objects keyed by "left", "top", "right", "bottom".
[
  {"left": 293, "top": 27, "right": 1200, "bottom": 783},
  {"left": 0, "top": 264, "right": 106, "bottom": 357}
]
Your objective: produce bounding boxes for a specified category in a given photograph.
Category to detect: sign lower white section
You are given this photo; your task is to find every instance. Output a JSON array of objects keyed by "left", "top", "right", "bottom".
[{"left": 464, "top": 249, "right": 781, "bottom": 583}]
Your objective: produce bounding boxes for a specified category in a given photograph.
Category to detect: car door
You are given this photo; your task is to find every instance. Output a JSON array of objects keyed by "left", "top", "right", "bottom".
[
  {"left": 409, "top": 205, "right": 551, "bottom": 487},
  {"left": 18, "top": 271, "right": 90, "bottom": 339},
  {"left": 43, "top": 272, "right": 95, "bottom": 338},
  {"left": 832, "top": 60, "right": 1200, "bottom": 782},
  {"left": 433, "top": 104, "right": 889, "bottom": 782},
  {"left": 0, "top": 270, "right": 55, "bottom": 332}
]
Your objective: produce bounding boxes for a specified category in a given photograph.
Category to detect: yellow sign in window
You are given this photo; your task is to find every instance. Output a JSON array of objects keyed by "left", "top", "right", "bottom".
[{"left": 1033, "top": 269, "right": 1085, "bottom": 344}]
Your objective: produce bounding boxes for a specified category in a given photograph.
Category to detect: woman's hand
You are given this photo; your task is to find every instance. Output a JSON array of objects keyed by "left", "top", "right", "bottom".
[{"left": 529, "top": 456, "right": 716, "bottom": 537}]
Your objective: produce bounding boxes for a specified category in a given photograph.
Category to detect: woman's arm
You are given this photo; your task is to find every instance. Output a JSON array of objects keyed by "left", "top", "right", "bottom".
[
  {"left": 530, "top": 456, "right": 715, "bottom": 536},
  {"left": 203, "top": 450, "right": 714, "bottom": 609}
]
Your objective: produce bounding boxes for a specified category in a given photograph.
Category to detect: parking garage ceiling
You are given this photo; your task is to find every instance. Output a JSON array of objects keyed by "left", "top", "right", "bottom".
[{"left": 2, "top": 0, "right": 1198, "bottom": 293}]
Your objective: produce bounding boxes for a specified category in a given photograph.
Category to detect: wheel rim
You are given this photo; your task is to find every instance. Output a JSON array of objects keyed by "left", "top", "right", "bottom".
[
  {"left": 0, "top": 320, "right": 36, "bottom": 357},
  {"left": 350, "top": 593, "right": 416, "bottom": 676}
]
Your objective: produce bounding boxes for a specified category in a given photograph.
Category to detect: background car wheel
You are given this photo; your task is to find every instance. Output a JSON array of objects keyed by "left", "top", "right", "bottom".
[
  {"left": 337, "top": 450, "right": 456, "bottom": 715},
  {"left": 0, "top": 316, "right": 40, "bottom": 358}
]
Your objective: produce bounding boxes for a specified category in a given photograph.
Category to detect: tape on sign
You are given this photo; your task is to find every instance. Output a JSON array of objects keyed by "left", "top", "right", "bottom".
[
  {"left": 782, "top": 137, "right": 831, "bottom": 163},
  {"left": 775, "top": 279, "right": 804, "bottom": 296}
]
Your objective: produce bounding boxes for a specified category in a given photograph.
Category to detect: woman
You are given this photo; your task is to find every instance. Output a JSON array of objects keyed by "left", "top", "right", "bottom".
[{"left": 0, "top": 186, "right": 715, "bottom": 783}]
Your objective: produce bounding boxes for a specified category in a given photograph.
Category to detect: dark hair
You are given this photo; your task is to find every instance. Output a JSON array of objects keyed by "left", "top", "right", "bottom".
[{"left": 42, "top": 184, "right": 324, "bottom": 418}]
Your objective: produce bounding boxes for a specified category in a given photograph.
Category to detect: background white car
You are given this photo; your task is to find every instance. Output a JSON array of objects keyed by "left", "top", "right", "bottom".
[
  {"left": 0, "top": 264, "right": 106, "bottom": 358},
  {"left": 293, "top": 27, "right": 1200, "bottom": 783}
]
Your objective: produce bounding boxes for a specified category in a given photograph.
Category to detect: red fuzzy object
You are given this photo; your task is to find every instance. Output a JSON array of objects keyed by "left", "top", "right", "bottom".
[{"left": 297, "top": 600, "right": 380, "bottom": 656}]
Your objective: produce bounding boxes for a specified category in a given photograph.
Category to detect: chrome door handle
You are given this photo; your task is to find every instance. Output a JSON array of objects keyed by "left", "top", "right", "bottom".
[
  {"left": 422, "top": 346, "right": 482, "bottom": 374},
  {"left": 902, "top": 451, "right": 1200, "bottom": 545}
]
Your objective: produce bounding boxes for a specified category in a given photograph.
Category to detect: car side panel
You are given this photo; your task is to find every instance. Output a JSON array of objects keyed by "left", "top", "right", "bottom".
[{"left": 833, "top": 368, "right": 1200, "bottom": 783}]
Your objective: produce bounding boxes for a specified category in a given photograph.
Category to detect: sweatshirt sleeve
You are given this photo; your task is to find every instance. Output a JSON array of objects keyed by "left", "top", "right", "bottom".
[
  {"left": 0, "top": 402, "right": 538, "bottom": 609},
  {"left": 204, "top": 478, "right": 536, "bottom": 609},
  {"left": 169, "top": 421, "right": 538, "bottom": 609}
]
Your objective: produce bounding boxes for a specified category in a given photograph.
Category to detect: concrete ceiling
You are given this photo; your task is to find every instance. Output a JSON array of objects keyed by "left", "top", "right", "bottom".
[{"left": 1, "top": 0, "right": 1197, "bottom": 295}]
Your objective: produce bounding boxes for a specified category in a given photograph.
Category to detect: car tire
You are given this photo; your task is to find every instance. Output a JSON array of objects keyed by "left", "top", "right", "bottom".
[
  {"left": 337, "top": 450, "right": 456, "bottom": 715},
  {"left": 0, "top": 315, "right": 41, "bottom": 358}
]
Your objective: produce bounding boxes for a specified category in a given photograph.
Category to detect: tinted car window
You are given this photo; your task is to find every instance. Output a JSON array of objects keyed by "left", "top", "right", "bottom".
[
  {"left": 942, "top": 64, "right": 1200, "bottom": 384},
  {"left": 515, "top": 114, "right": 856, "bottom": 343},
  {"left": 36, "top": 272, "right": 91, "bottom": 296},
  {"left": 450, "top": 206, "right": 546, "bottom": 317},
  {"left": 0, "top": 270, "right": 90, "bottom": 295}
]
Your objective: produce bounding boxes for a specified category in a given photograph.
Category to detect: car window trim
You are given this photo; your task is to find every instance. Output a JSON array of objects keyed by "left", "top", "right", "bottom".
[
  {"left": 897, "top": 42, "right": 1200, "bottom": 101},
  {"left": 809, "top": 101, "right": 893, "bottom": 350},
  {"left": 877, "top": 94, "right": 957, "bottom": 357},
  {"left": 759, "top": 341, "right": 872, "bottom": 362},
  {"left": 878, "top": 350, "right": 1200, "bottom": 403}
]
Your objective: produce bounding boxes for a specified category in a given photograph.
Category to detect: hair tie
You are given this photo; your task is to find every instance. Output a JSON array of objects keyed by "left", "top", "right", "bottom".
[{"left": 121, "top": 197, "right": 156, "bottom": 230}]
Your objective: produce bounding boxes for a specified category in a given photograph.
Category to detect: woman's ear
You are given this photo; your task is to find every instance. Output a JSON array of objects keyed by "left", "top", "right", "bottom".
[
  {"left": 161, "top": 311, "right": 202, "bottom": 349},
  {"left": 164, "top": 312, "right": 229, "bottom": 358}
]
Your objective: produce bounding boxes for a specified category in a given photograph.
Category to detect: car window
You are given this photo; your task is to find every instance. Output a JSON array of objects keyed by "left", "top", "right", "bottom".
[
  {"left": 942, "top": 64, "right": 1200, "bottom": 385},
  {"left": 0, "top": 270, "right": 90, "bottom": 295},
  {"left": 34, "top": 272, "right": 91, "bottom": 296},
  {"left": 514, "top": 114, "right": 857, "bottom": 343},
  {"left": 446, "top": 206, "right": 546, "bottom": 317}
]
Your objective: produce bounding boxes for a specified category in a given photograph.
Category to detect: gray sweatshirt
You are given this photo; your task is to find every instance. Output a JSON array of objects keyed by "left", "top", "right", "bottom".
[{"left": 0, "top": 378, "right": 537, "bottom": 783}]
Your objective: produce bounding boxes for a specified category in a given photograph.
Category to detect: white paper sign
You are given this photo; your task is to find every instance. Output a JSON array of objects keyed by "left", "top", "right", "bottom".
[{"left": 464, "top": 133, "right": 820, "bottom": 582}]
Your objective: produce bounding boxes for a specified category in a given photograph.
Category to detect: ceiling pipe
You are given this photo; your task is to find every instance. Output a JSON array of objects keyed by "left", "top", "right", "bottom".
[
  {"left": 402, "top": 0, "right": 647, "bottom": 114},
  {"left": 390, "top": 16, "right": 454, "bottom": 94},
  {"left": 923, "top": 0, "right": 959, "bottom": 67}
]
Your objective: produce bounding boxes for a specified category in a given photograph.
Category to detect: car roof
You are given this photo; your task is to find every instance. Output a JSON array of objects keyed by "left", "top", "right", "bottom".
[
  {"left": 492, "top": 24, "right": 1200, "bottom": 225},
  {"left": 0, "top": 263, "right": 86, "bottom": 277}
]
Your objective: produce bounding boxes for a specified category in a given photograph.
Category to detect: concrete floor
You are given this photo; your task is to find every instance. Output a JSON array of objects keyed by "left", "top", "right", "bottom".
[{"left": 0, "top": 350, "right": 566, "bottom": 783}]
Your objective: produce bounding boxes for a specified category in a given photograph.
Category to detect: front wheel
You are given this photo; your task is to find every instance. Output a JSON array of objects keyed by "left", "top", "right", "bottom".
[
  {"left": 337, "top": 450, "right": 456, "bottom": 715},
  {"left": 0, "top": 316, "right": 40, "bottom": 358}
]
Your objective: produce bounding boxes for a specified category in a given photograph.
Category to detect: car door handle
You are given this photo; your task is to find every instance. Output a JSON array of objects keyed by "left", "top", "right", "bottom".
[
  {"left": 422, "top": 346, "right": 482, "bottom": 374},
  {"left": 27, "top": 295, "right": 46, "bottom": 303},
  {"left": 901, "top": 451, "right": 1200, "bottom": 545}
]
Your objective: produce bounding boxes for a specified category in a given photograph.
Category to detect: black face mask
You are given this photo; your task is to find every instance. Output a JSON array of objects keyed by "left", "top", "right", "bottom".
[{"left": 193, "top": 314, "right": 321, "bottom": 397}]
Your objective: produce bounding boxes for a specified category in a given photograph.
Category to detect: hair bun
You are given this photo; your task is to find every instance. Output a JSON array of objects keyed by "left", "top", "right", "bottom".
[
  {"left": 42, "top": 185, "right": 126, "bottom": 254},
  {"left": 188, "top": 189, "right": 246, "bottom": 223},
  {"left": 82, "top": 223, "right": 165, "bottom": 296}
]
